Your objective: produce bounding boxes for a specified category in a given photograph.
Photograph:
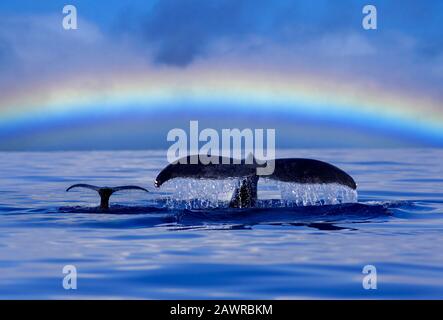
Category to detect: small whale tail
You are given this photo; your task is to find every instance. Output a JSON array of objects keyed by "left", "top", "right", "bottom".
[{"left": 66, "top": 184, "right": 149, "bottom": 210}]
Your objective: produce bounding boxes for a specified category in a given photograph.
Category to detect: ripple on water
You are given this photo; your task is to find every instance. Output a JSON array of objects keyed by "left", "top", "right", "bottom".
[{"left": 1, "top": 150, "right": 443, "bottom": 299}]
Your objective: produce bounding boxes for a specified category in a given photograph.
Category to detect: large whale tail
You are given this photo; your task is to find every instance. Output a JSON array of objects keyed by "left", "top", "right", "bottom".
[
  {"left": 66, "top": 184, "right": 149, "bottom": 210},
  {"left": 154, "top": 155, "right": 356, "bottom": 208}
]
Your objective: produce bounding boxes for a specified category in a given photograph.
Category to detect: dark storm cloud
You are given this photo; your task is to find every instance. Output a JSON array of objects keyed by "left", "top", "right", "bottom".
[
  {"left": 142, "top": 0, "right": 276, "bottom": 66},
  {"left": 140, "top": 0, "right": 443, "bottom": 66}
]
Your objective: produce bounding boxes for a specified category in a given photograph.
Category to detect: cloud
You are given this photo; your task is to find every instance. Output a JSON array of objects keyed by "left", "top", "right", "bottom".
[
  {"left": 0, "top": 13, "right": 150, "bottom": 96},
  {"left": 141, "top": 0, "right": 272, "bottom": 66},
  {"left": 1, "top": 1, "right": 443, "bottom": 100},
  {"left": 137, "top": 0, "right": 443, "bottom": 99}
]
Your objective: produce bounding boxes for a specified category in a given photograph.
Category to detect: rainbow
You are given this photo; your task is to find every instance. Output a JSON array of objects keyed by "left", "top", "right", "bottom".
[{"left": 1, "top": 64, "right": 442, "bottom": 147}]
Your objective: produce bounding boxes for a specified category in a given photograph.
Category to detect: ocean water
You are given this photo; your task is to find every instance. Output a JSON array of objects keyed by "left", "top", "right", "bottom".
[{"left": 0, "top": 149, "right": 442, "bottom": 299}]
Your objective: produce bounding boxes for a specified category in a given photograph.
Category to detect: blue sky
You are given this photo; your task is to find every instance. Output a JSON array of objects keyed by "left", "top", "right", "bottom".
[{"left": 0, "top": 1, "right": 442, "bottom": 150}]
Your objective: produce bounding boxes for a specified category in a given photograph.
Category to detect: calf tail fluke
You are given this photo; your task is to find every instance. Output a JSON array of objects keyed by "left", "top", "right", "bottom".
[
  {"left": 66, "top": 184, "right": 100, "bottom": 192},
  {"left": 66, "top": 184, "right": 149, "bottom": 210}
]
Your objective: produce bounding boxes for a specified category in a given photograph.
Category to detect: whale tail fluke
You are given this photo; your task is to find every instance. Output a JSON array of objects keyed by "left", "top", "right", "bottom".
[
  {"left": 154, "top": 155, "right": 357, "bottom": 208},
  {"left": 66, "top": 184, "right": 149, "bottom": 210},
  {"left": 270, "top": 158, "right": 357, "bottom": 190}
]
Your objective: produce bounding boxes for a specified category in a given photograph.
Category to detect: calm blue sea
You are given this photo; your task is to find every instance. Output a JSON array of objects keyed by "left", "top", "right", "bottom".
[{"left": 0, "top": 149, "right": 442, "bottom": 299}]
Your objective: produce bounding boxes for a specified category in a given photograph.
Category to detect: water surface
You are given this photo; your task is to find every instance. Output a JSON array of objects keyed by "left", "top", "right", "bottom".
[{"left": 0, "top": 149, "right": 442, "bottom": 299}]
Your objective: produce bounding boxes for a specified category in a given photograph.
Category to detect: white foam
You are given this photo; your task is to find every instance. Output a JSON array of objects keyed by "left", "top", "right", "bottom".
[
  {"left": 160, "top": 178, "right": 358, "bottom": 209},
  {"left": 162, "top": 178, "right": 238, "bottom": 209},
  {"left": 276, "top": 181, "right": 358, "bottom": 206}
]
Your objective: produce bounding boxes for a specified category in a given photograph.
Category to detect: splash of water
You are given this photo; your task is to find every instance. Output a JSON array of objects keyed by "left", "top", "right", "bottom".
[
  {"left": 275, "top": 181, "right": 358, "bottom": 207},
  {"left": 160, "top": 178, "right": 358, "bottom": 209},
  {"left": 161, "top": 178, "right": 238, "bottom": 210}
]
